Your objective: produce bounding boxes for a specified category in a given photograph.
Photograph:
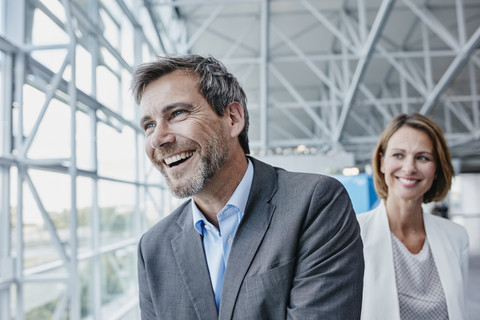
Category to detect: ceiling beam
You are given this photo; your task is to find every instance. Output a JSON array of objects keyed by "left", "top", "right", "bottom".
[
  {"left": 402, "top": 0, "right": 459, "bottom": 50},
  {"left": 333, "top": 0, "right": 395, "bottom": 143},
  {"left": 301, "top": 0, "right": 357, "bottom": 53},
  {"left": 271, "top": 24, "right": 343, "bottom": 100},
  {"left": 420, "top": 26, "right": 480, "bottom": 114},
  {"left": 143, "top": 0, "right": 166, "bottom": 52},
  {"left": 185, "top": 4, "right": 224, "bottom": 52},
  {"left": 270, "top": 65, "right": 331, "bottom": 138}
]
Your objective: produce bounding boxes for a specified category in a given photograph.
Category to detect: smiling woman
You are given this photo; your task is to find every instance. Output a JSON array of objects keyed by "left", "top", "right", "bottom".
[
  {"left": 357, "top": 113, "right": 469, "bottom": 320},
  {"left": 380, "top": 126, "right": 438, "bottom": 208}
]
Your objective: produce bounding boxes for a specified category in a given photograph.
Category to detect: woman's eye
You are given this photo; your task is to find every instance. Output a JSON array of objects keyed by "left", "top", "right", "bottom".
[
  {"left": 393, "top": 153, "right": 403, "bottom": 159},
  {"left": 418, "top": 155, "right": 430, "bottom": 161}
]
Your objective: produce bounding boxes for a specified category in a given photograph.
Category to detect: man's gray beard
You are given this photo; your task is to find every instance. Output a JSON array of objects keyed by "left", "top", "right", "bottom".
[{"left": 162, "top": 131, "right": 228, "bottom": 199}]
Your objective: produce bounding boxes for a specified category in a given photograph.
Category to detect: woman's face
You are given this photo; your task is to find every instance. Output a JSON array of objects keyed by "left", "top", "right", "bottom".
[{"left": 380, "top": 126, "right": 437, "bottom": 204}]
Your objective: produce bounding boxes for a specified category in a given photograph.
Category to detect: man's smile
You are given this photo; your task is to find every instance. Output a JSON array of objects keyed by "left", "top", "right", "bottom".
[{"left": 164, "top": 151, "right": 196, "bottom": 168}]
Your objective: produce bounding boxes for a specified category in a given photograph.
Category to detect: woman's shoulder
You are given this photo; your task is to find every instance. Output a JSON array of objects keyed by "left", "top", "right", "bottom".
[
  {"left": 425, "top": 213, "right": 469, "bottom": 244},
  {"left": 357, "top": 202, "right": 383, "bottom": 224}
]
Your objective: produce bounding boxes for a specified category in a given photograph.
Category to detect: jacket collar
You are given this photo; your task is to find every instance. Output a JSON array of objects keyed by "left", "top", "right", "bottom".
[
  {"left": 219, "top": 157, "right": 278, "bottom": 319},
  {"left": 172, "top": 203, "right": 219, "bottom": 319},
  {"left": 171, "top": 157, "right": 279, "bottom": 320}
]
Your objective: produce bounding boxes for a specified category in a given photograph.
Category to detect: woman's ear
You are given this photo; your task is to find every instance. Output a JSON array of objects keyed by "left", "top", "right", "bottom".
[{"left": 225, "top": 102, "right": 245, "bottom": 138}]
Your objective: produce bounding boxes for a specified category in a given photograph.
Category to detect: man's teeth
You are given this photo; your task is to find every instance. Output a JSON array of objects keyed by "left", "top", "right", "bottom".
[
  {"left": 164, "top": 152, "right": 194, "bottom": 165},
  {"left": 399, "top": 178, "right": 417, "bottom": 185}
]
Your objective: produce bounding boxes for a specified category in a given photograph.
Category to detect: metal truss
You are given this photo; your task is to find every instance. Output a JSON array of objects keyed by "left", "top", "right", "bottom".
[{"left": 145, "top": 0, "right": 480, "bottom": 172}]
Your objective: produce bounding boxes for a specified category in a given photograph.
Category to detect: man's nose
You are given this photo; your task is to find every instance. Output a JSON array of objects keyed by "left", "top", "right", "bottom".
[{"left": 149, "top": 122, "right": 175, "bottom": 149}]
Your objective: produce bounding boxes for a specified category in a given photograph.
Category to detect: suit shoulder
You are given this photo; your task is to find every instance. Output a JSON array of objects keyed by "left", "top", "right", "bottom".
[
  {"left": 276, "top": 169, "right": 344, "bottom": 190},
  {"left": 250, "top": 156, "right": 344, "bottom": 192}
]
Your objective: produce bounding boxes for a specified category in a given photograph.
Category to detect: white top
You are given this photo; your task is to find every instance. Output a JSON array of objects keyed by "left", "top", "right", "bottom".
[
  {"left": 357, "top": 201, "right": 469, "bottom": 320},
  {"left": 391, "top": 234, "right": 448, "bottom": 319}
]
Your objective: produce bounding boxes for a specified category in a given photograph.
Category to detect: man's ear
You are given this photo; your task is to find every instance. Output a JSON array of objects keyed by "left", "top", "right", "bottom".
[{"left": 225, "top": 102, "right": 245, "bottom": 138}]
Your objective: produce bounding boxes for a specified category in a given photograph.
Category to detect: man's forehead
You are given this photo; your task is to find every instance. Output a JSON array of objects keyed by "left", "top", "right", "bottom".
[{"left": 144, "top": 70, "right": 199, "bottom": 95}]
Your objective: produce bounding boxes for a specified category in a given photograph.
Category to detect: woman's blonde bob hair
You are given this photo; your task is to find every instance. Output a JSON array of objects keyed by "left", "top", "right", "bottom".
[{"left": 372, "top": 113, "right": 455, "bottom": 203}]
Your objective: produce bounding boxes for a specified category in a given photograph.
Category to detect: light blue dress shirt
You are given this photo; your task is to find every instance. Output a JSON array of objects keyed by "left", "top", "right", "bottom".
[{"left": 192, "top": 159, "right": 254, "bottom": 309}]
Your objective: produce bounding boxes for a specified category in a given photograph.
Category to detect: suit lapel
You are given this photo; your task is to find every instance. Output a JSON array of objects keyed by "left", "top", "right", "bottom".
[
  {"left": 172, "top": 207, "right": 218, "bottom": 320},
  {"left": 218, "top": 158, "right": 277, "bottom": 320}
]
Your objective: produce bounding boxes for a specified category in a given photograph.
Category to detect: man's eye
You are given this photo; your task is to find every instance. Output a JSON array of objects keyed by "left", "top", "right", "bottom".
[
  {"left": 172, "top": 110, "right": 186, "bottom": 118},
  {"left": 144, "top": 123, "right": 155, "bottom": 132}
]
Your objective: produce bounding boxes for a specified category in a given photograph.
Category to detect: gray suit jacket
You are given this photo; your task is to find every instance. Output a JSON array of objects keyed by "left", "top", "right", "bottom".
[{"left": 138, "top": 157, "right": 364, "bottom": 319}]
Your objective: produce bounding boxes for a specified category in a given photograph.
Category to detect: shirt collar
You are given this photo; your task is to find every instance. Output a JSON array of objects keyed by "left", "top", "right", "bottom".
[{"left": 192, "top": 158, "right": 254, "bottom": 234}]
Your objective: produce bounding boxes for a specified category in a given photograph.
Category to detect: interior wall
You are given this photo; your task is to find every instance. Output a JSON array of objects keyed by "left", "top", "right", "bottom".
[
  {"left": 256, "top": 152, "right": 355, "bottom": 175},
  {"left": 451, "top": 174, "right": 480, "bottom": 255}
]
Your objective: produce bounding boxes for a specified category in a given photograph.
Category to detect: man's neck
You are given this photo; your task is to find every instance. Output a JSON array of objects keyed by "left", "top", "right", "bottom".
[{"left": 193, "top": 154, "right": 248, "bottom": 229}]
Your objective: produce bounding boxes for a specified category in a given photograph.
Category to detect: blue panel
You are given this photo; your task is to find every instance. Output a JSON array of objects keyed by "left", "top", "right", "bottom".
[{"left": 334, "top": 174, "right": 378, "bottom": 214}]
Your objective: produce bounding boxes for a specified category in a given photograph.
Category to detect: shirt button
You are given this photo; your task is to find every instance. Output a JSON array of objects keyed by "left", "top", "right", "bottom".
[
  {"left": 228, "top": 237, "right": 233, "bottom": 245},
  {"left": 204, "top": 225, "right": 211, "bottom": 230}
]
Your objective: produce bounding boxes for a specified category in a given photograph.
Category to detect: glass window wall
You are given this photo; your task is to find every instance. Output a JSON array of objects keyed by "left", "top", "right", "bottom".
[{"left": 0, "top": 0, "right": 184, "bottom": 319}]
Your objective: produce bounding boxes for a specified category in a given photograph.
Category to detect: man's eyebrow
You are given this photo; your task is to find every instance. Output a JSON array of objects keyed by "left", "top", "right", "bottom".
[
  {"left": 139, "top": 103, "right": 195, "bottom": 126},
  {"left": 167, "top": 102, "right": 194, "bottom": 111},
  {"left": 139, "top": 115, "right": 151, "bottom": 127}
]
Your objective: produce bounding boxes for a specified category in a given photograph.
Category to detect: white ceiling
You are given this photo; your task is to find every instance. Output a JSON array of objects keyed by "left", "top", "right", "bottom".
[{"left": 145, "top": 0, "right": 480, "bottom": 172}]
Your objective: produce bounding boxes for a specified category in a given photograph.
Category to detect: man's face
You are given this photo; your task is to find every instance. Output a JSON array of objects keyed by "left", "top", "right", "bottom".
[{"left": 139, "top": 70, "right": 230, "bottom": 198}]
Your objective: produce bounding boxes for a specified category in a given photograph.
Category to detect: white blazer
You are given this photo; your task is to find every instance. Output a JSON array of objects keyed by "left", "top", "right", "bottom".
[{"left": 357, "top": 201, "right": 469, "bottom": 320}]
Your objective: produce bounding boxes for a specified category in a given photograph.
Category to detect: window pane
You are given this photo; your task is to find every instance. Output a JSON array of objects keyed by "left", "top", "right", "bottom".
[
  {"left": 30, "top": 7, "right": 69, "bottom": 75},
  {"left": 80, "top": 259, "right": 94, "bottom": 319},
  {"left": 120, "top": 16, "right": 134, "bottom": 66},
  {"left": 21, "top": 85, "right": 46, "bottom": 139},
  {"left": 121, "top": 68, "right": 136, "bottom": 122},
  {"left": 100, "top": 8, "right": 119, "bottom": 48},
  {"left": 99, "top": 180, "right": 136, "bottom": 246},
  {"left": 31, "top": 8, "right": 68, "bottom": 46},
  {"left": 26, "top": 97, "right": 71, "bottom": 160},
  {"left": 97, "top": 122, "right": 136, "bottom": 181},
  {"left": 10, "top": 284, "right": 17, "bottom": 319},
  {"left": 100, "top": 248, "right": 137, "bottom": 317},
  {"left": 144, "top": 186, "right": 174, "bottom": 228},
  {"left": 77, "top": 177, "right": 93, "bottom": 254},
  {"left": 76, "top": 45, "right": 93, "bottom": 95},
  {"left": 97, "top": 64, "right": 119, "bottom": 112},
  {"left": 24, "top": 170, "right": 71, "bottom": 269},
  {"left": 0, "top": 51, "right": 4, "bottom": 157},
  {"left": 76, "top": 110, "right": 93, "bottom": 171},
  {"left": 10, "top": 166, "right": 18, "bottom": 261},
  {"left": 24, "top": 281, "right": 67, "bottom": 319}
]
